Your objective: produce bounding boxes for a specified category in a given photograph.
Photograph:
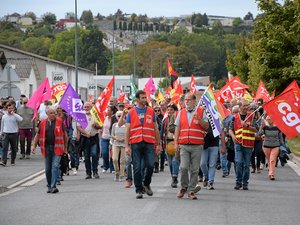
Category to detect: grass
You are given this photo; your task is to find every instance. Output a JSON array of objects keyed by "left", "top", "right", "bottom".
[{"left": 287, "top": 135, "right": 300, "bottom": 156}]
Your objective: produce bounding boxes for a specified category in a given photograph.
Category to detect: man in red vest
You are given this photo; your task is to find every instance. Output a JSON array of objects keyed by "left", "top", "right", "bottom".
[
  {"left": 229, "top": 98, "right": 256, "bottom": 190},
  {"left": 174, "top": 92, "right": 209, "bottom": 200},
  {"left": 125, "top": 90, "right": 162, "bottom": 199},
  {"left": 32, "top": 106, "right": 68, "bottom": 194}
]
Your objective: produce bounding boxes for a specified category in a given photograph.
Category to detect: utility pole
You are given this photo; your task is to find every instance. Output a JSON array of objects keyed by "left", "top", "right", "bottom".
[{"left": 75, "top": 0, "right": 79, "bottom": 93}]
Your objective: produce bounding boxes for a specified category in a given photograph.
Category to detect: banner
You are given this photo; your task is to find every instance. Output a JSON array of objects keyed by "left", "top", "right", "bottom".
[
  {"left": 263, "top": 88, "right": 300, "bottom": 139},
  {"left": 51, "top": 82, "right": 67, "bottom": 102},
  {"left": 130, "top": 78, "right": 138, "bottom": 101},
  {"left": 59, "top": 84, "right": 88, "bottom": 128},
  {"left": 91, "top": 76, "right": 114, "bottom": 126},
  {"left": 27, "top": 77, "right": 52, "bottom": 119}
]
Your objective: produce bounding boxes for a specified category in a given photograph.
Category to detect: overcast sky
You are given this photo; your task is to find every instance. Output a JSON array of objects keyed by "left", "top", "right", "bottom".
[{"left": 1, "top": 0, "right": 260, "bottom": 19}]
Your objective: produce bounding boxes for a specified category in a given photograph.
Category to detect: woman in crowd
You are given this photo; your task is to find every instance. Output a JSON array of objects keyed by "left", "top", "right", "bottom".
[
  {"left": 260, "top": 116, "right": 283, "bottom": 180},
  {"left": 161, "top": 103, "right": 179, "bottom": 188}
]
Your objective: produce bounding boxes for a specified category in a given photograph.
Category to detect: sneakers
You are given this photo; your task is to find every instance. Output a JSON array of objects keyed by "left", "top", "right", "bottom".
[
  {"left": 72, "top": 168, "right": 77, "bottom": 175},
  {"left": 11, "top": 159, "right": 15, "bottom": 166},
  {"left": 260, "top": 164, "right": 264, "bottom": 170},
  {"left": 46, "top": 187, "right": 52, "bottom": 193},
  {"left": 136, "top": 191, "right": 143, "bottom": 199},
  {"left": 119, "top": 176, "right": 124, "bottom": 182},
  {"left": 125, "top": 180, "right": 132, "bottom": 188},
  {"left": 85, "top": 174, "right": 92, "bottom": 179},
  {"left": 251, "top": 168, "right": 255, "bottom": 173},
  {"left": 171, "top": 177, "right": 178, "bottom": 188},
  {"left": 20, "top": 154, "right": 25, "bottom": 160},
  {"left": 188, "top": 192, "right": 197, "bottom": 200},
  {"left": 177, "top": 189, "right": 186, "bottom": 198},
  {"left": 222, "top": 173, "right": 229, "bottom": 178},
  {"left": 203, "top": 178, "right": 208, "bottom": 187},
  {"left": 143, "top": 185, "right": 153, "bottom": 196},
  {"left": 0, "top": 161, "right": 7, "bottom": 167},
  {"left": 93, "top": 172, "right": 99, "bottom": 179},
  {"left": 234, "top": 183, "right": 242, "bottom": 190},
  {"left": 194, "top": 185, "right": 201, "bottom": 193},
  {"left": 102, "top": 169, "right": 107, "bottom": 174},
  {"left": 25, "top": 155, "right": 30, "bottom": 159},
  {"left": 207, "top": 183, "right": 215, "bottom": 190}
]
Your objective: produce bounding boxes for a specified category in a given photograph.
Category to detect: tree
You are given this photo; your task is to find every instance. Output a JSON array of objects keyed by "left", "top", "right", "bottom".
[
  {"left": 202, "top": 13, "right": 209, "bottom": 26},
  {"left": 42, "top": 12, "right": 57, "bottom": 25},
  {"left": 167, "top": 27, "right": 188, "bottom": 46},
  {"left": 243, "top": 12, "right": 254, "bottom": 20},
  {"left": 80, "top": 10, "right": 93, "bottom": 25},
  {"left": 246, "top": 0, "right": 300, "bottom": 92},
  {"left": 24, "top": 11, "right": 36, "bottom": 21},
  {"left": 119, "top": 21, "right": 122, "bottom": 30},
  {"left": 96, "top": 13, "right": 105, "bottom": 20},
  {"left": 123, "top": 21, "right": 127, "bottom": 31},
  {"left": 212, "top": 21, "right": 224, "bottom": 36},
  {"left": 232, "top": 17, "right": 244, "bottom": 33},
  {"left": 21, "top": 36, "right": 52, "bottom": 56}
]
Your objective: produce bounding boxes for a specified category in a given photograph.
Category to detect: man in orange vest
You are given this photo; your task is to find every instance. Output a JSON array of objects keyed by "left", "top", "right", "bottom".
[
  {"left": 32, "top": 106, "right": 68, "bottom": 194},
  {"left": 174, "top": 93, "right": 209, "bottom": 200},
  {"left": 229, "top": 98, "right": 256, "bottom": 190},
  {"left": 125, "top": 90, "right": 162, "bottom": 199}
]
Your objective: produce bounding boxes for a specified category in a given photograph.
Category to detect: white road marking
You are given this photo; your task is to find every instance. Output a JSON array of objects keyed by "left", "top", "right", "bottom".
[
  {"left": 7, "top": 169, "right": 45, "bottom": 189},
  {"left": 0, "top": 187, "right": 25, "bottom": 198}
]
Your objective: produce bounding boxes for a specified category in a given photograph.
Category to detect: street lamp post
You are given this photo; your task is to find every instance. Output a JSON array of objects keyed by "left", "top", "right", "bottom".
[{"left": 75, "top": 0, "right": 78, "bottom": 93}]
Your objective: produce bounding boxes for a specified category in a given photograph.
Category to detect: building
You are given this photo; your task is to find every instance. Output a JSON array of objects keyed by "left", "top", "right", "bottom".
[
  {"left": 174, "top": 19, "right": 193, "bottom": 33},
  {"left": 19, "top": 17, "right": 33, "bottom": 26},
  {"left": 5, "top": 13, "right": 21, "bottom": 24},
  {"left": 0, "top": 44, "right": 94, "bottom": 101},
  {"left": 207, "top": 15, "right": 236, "bottom": 27}
]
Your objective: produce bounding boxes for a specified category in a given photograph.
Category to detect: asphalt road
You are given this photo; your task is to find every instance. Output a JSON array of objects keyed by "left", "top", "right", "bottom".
[{"left": 0, "top": 160, "right": 300, "bottom": 225}]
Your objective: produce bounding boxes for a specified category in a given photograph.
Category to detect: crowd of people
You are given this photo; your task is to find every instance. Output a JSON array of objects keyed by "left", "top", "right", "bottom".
[{"left": 0, "top": 90, "right": 290, "bottom": 198}]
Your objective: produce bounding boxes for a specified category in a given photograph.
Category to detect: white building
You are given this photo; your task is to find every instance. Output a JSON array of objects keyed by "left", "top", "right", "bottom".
[
  {"left": 207, "top": 15, "right": 236, "bottom": 27},
  {"left": 0, "top": 44, "right": 94, "bottom": 101}
]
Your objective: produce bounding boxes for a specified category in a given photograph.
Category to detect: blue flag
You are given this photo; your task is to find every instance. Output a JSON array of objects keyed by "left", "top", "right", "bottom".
[{"left": 59, "top": 84, "right": 88, "bottom": 129}]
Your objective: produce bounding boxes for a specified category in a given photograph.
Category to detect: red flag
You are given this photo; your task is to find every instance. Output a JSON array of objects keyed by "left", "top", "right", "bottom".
[
  {"left": 216, "top": 84, "right": 234, "bottom": 103},
  {"left": 91, "top": 76, "right": 114, "bottom": 126},
  {"left": 145, "top": 75, "right": 157, "bottom": 95},
  {"left": 190, "top": 74, "right": 197, "bottom": 94},
  {"left": 263, "top": 88, "right": 300, "bottom": 138},
  {"left": 27, "top": 77, "right": 51, "bottom": 119},
  {"left": 168, "top": 59, "right": 177, "bottom": 76},
  {"left": 118, "top": 87, "right": 125, "bottom": 103},
  {"left": 282, "top": 80, "right": 300, "bottom": 106},
  {"left": 255, "top": 80, "right": 271, "bottom": 103}
]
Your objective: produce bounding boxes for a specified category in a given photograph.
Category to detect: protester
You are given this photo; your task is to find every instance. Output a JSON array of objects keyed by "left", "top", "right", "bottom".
[
  {"left": 161, "top": 103, "right": 179, "bottom": 188},
  {"left": 77, "top": 102, "right": 101, "bottom": 179},
  {"left": 260, "top": 116, "right": 283, "bottom": 180},
  {"left": 124, "top": 90, "right": 162, "bottom": 199},
  {"left": 174, "top": 92, "right": 209, "bottom": 200},
  {"left": 229, "top": 99, "right": 256, "bottom": 190},
  {"left": 0, "top": 102, "right": 23, "bottom": 166},
  {"left": 32, "top": 106, "right": 68, "bottom": 193},
  {"left": 17, "top": 97, "right": 34, "bottom": 159},
  {"left": 111, "top": 111, "right": 126, "bottom": 182}
]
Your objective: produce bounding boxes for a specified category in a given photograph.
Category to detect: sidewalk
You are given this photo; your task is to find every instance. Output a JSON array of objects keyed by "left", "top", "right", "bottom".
[
  {"left": 290, "top": 153, "right": 300, "bottom": 167},
  {"left": 0, "top": 151, "right": 44, "bottom": 193}
]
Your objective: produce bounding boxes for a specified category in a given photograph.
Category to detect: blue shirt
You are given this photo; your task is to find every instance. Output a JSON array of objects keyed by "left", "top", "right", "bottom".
[{"left": 126, "top": 106, "right": 157, "bottom": 124}]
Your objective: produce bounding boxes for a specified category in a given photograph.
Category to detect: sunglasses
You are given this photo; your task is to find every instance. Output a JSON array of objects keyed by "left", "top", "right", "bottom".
[{"left": 155, "top": 110, "right": 161, "bottom": 112}]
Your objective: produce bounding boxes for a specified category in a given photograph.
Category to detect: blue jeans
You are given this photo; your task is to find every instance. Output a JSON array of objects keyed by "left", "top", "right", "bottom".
[
  {"left": 167, "top": 153, "right": 180, "bottom": 177},
  {"left": 45, "top": 145, "right": 61, "bottom": 189},
  {"left": 131, "top": 141, "right": 156, "bottom": 193},
  {"left": 200, "top": 146, "right": 219, "bottom": 184},
  {"left": 69, "top": 140, "right": 79, "bottom": 169},
  {"left": 83, "top": 137, "right": 99, "bottom": 175},
  {"left": 100, "top": 138, "right": 114, "bottom": 172},
  {"left": 234, "top": 143, "right": 252, "bottom": 186}
]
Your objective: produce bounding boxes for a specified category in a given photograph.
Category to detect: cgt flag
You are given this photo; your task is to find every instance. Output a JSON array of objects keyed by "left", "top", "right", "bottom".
[
  {"left": 263, "top": 88, "right": 300, "bottom": 139},
  {"left": 91, "top": 76, "right": 114, "bottom": 126},
  {"left": 190, "top": 74, "right": 197, "bottom": 94},
  {"left": 59, "top": 83, "right": 88, "bottom": 129}
]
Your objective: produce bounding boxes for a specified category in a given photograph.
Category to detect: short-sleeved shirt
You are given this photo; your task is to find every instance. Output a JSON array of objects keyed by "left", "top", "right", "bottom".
[{"left": 126, "top": 106, "right": 157, "bottom": 124}]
